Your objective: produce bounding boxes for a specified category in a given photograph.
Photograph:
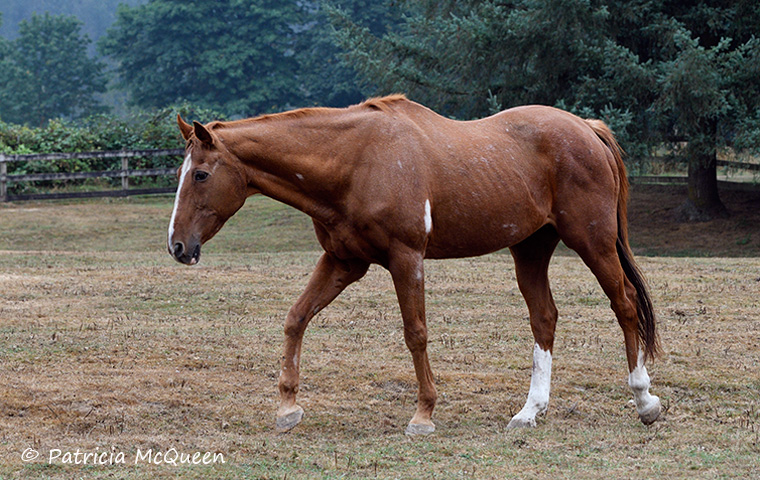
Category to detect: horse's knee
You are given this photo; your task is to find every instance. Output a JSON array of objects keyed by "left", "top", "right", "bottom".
[
  {"left": 403, "top": 324, "right": 428, "bottom": 352},
  {"left": 283, "top": 312, "right": 307, "bottom": 338}
]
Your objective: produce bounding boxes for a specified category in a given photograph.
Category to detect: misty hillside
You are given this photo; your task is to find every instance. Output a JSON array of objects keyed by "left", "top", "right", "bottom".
[{"left": 0, "top": 0, "right": 146, "bottom": 41}]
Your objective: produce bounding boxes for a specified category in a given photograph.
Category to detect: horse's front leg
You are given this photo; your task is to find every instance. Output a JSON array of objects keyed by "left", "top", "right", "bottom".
[
  {"left": 276, "top": 253, "right": 369, "bottom": 432},
  {"left": 388, "top": 246, "right": 437, "bottom": 436}
]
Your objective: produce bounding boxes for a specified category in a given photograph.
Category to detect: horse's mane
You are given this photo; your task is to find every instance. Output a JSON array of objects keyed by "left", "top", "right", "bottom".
[
  {"left": 360, "top": 93, "right": 408, "bottom": 112},
  {"left": 208, "top": 94, "right": 409, "bottom": 131}
]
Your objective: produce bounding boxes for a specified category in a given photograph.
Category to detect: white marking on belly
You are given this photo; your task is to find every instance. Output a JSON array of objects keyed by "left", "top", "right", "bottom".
[
  {"left": 168, "top": 152, "right": 193, "bottom": 251},
  {"left": 296, "top": 173, "right": 304, "bottom": 181},
  {"left": 424, "top": 199, "right": 432, "bottom": 234}
]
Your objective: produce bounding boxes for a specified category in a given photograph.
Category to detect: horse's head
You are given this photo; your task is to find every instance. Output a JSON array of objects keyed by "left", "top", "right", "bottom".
[{"left": 168, "top": 116, "right": 249, "bottom": 265}]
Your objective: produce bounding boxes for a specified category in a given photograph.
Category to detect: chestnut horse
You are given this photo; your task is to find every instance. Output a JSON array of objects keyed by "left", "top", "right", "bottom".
[{"left": 168, "top": 95, "right": 661, "bottom": 435}]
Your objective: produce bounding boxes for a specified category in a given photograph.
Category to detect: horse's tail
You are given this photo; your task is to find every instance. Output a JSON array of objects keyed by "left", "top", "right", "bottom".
[{"left": 585, "top": 119, "right": 660, "bottom": 361}]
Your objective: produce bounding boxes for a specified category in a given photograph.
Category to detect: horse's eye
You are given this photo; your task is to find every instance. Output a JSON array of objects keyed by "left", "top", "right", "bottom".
[{"left": 193, "top": 170, "right": 209, "bottom": 182}]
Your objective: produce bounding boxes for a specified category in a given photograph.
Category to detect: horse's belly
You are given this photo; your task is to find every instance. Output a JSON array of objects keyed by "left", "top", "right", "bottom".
[{"left": 424, "top": 204, "right": 547, "bottom": 259}]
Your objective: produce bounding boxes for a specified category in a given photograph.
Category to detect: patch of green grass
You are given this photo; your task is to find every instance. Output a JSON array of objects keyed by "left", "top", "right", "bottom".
[{"left": 0, "top": 195, "right": 318, "bottom": 255}]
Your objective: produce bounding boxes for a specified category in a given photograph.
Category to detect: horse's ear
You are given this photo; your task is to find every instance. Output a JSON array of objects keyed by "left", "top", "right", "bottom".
[
  {"left": 177, "top": 114, "right": 193, "bottom": 140},
  {"left": 193, "top": 121, "right": 214, "bottom": 145}
]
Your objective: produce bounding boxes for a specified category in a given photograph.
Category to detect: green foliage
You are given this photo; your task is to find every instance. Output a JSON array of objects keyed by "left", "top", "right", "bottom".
[
  {"left": 333, "top": 1, "right": 760, "bottom": 160},
  {"left": 0, "top": 12, "right": 107, "bottom": 125},
  {"left": 98, "top": 0, "right": 399, "bottom": 115},
  {"left": 331, "top": 0, "right": 651, "bottom": 133},
  {"left": 0, "top": 103, "right": 224, "bottom": 194},
  {"left": 329, "top": 0, "right": 760, "bottom": 218},
  {"left": 99, "top": 0, "right": 305, "bottom": 116},
  {"left": 0, "top": 103, "right": 224, "bottom": 156},
  {"left": 296, "top": 0, "right": 401, "bottom": 108},
  {"left": 0, "top": 0, "right": 758, "bottom": 212}
]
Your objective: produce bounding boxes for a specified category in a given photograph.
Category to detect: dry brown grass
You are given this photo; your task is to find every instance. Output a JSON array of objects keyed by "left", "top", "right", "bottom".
[{"left": 1, "top": 194, "right": 759, "bottom": 479}]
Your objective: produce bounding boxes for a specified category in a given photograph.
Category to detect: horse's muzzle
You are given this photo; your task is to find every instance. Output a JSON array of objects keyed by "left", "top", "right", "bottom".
[{"left": 171, "top": 241, "right": 201, "bottom": 265}]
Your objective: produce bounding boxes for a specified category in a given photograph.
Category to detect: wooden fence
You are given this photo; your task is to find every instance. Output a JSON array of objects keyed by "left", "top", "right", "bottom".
[
  {"left": 1, "top": 150, "right": 758, "bottom": 202},
  {"left": 629, "top": 159, "right": 760, "bottom": 191},
  {"left": 0, "top": 149, "right": 184, "bottom": 202}
]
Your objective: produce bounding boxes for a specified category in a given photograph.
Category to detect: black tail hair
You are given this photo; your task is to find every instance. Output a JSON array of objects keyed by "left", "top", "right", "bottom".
[
  {"left": 616, "top": 238, "right": 659, "bottom": 361},
  {"left": 586, "top": 118, "right": 659, "bottom": 361}
]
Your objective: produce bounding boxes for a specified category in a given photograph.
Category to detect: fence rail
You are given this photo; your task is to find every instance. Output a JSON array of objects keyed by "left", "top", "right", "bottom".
[
  {"left": 0, "top": 149, "right": 183, "bottom": 202},
  {"left": 629, "top": 175, "right": 759, "bottom": 192},
  {"left": 1, "top": 149, "right": 758, "bottom": 202},
  {"left": 716, "top": 159, "right": 760, "bottom": 171},
  {"left": 0, "top": 148, "right": 184, "bottom": 164}
]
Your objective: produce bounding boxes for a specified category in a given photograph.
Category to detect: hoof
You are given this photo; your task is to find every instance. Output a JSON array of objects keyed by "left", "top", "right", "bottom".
[
  {"left": 506, "top": 416, "right": 536, "bottom": 430},
  {"left": 405, "top": 422, "right": 435, "bottom": 436},
  {"left": 276, "top": 405, "right": 304, "bottom": 432},
  {"left": 638, "top": 398, "right": 662, "bottom": 426}
]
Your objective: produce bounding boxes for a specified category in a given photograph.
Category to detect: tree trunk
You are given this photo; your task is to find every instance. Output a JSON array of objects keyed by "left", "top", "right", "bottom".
[{"left": 676, "top": 141, "right": 729, "bottom": 222}]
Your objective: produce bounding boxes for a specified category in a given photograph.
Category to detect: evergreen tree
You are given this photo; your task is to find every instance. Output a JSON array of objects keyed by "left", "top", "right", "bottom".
[
  {"left": 99, "top": 0, "right": 307, "bottom": 116},
  {"left": 99, "top": 0, "right": 399, "bottom": 114},
  {"left": 0, "top": 13, "right": 107, "bottom": 125},
  {"left": 333, "top": 0, "right": 760, "bottom": 220},
  {"left": 297, "top": 0, "right": 401, "bottom": 108},
  {"left": 622, "top": 1, "right": 760, "bottom": 220}
]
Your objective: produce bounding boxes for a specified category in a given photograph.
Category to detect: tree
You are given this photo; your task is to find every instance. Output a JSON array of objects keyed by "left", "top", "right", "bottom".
[
  {"left": 331, "top": 1, "right": 650, "bottom": 146},
  {"left": 333, "top": 0, "right": 760, "bottom": 221},
  {"left": 297, "top": 0, "right": 401, "bottom": 108},
  {"left": 99, "top": 0, "right": 400, "bottom": 115},
  {"left": 631, "top": 2, "right": 760, "bottom": 220},
  {"left": 0, "top": 13, "right": 107, "bottom": 125},
  {"left": 99, "top": 0, "right": 307, "bottom": 116}
]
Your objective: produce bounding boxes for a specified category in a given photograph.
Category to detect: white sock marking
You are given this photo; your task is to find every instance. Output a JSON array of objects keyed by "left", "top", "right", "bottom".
[
  {"left": 168, "top": 152, "right": 193, "bottom": 251},
  {"left": 628, "top": 351, "right": 659, "bottom": 414},
  {"left": 510, "top": 343, "right": 552, "bottom": 427}
]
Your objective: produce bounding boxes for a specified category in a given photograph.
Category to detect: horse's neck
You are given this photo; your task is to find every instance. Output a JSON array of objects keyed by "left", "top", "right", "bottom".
[{"left": 222, "top": 114, "right": 360, "bottom": 222}]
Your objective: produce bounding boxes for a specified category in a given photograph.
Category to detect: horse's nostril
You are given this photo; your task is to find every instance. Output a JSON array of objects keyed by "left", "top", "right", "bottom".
[{"left": 173, "top": 242, "right": 185, "bottom": 258}]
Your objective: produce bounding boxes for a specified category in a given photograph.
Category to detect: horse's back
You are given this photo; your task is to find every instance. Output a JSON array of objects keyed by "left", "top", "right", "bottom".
[
  {"left": 333, "top": 99, "right": 622, "bottom": 260},
  {"left": 387, "top": 104, "right": 619, "bottom": 258}
]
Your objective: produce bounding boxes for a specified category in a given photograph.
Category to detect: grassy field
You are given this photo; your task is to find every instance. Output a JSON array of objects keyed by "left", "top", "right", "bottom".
[{"left": 1, "top": 191, "right": 759, "bottom": 479}]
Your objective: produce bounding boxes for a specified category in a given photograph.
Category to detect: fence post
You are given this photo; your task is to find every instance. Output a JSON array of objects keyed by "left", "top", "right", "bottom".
[
  {"left": 121, "top": 156, "right": 129, "bottom": 193},
  {"left": 0, "top": 157, "right": 7, "bottom": 202}
]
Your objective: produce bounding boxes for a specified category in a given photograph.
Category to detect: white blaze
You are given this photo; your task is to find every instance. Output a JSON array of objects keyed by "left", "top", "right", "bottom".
[
  {"left": 168, "top": 152, "right": 193, "bottom": 251},
  {"left": 424, "top": 199, "right": 432, "bottom": 234}
]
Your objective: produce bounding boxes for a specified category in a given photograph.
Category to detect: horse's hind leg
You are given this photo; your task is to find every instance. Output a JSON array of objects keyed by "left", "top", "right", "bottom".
[
  {"left": 563, "top": 229, "right": 662, "bottom": 426},
  {"left": 507, "top": 225, "right": 560, "bottom": 429},
  {"left": 276, "top": 253, "right": 369, "bottom": 432}
]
